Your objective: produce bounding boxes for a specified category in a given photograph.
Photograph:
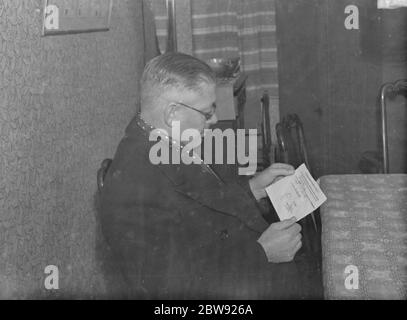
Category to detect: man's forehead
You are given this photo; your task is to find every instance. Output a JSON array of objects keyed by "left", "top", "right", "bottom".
[{"left": 164, "top": 83, "right": 215, "bottom": 102}]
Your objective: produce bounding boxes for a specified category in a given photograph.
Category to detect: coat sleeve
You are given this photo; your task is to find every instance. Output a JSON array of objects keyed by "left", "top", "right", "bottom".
[
  {"left": 180, "top": 173, "right": 274, "bottom": 233},
  {"left": 235, "top": 175, "right": 280, "bottom": 224}
]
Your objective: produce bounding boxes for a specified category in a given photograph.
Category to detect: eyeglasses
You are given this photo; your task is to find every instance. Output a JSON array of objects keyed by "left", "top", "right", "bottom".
[{"left": 176, "top": 101, "right": 217, "bottom": 121}]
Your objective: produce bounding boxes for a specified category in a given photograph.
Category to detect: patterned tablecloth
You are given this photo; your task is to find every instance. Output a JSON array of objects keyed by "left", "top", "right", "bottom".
[{"left": 319, "top": 174, "right": 407, "bottom": 299}]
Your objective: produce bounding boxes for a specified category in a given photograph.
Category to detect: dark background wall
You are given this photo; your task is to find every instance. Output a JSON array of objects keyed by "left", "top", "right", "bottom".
[
  {"left": 0, "top": 0, "right": 149, "bottom": 298},
  {"left": 381, "top": 8, "right": 407, "bottom": 173},
  {"left": 275, "top": 0, "right": 406, "bottom": 177}
]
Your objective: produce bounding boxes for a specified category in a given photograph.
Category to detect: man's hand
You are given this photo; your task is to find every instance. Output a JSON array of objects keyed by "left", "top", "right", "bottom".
[
  {"left": 257, "top": 217, "right": 302, "bottom": 263},
  {"left": 249, "top": 163, "right": 295, "bottom": 200}
]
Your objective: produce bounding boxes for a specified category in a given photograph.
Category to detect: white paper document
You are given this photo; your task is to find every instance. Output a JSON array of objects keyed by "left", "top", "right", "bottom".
[{"left": 265, "top": 164, "right": 327, "bottom": 221}]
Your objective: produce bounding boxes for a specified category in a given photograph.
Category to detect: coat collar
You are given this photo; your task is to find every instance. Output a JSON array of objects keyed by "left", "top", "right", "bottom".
[{"left": 134, "top": 112, "right": 225, "bottom": 184}]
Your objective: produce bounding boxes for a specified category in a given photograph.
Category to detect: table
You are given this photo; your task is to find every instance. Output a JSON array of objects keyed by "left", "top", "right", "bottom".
[{"left": 319, "top": 174, "right": 407, "bottom": 299}]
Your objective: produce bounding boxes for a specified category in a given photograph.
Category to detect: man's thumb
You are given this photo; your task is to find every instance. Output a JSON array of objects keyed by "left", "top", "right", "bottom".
[{"left": 273, "top": 217, "right": 297, "bottom": 230}]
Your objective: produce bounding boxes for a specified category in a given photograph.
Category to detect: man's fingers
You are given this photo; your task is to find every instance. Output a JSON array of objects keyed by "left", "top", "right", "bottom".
[
  {"left": 286, "top": 222, "right": 302, "bottom": 236},
  {"left": 270, "top": 163, "right": 295, "bottom": 171},
  {"left": 266, "top": 167, "right": 295, "bottom": 178},
  {"left": 274, "top": 176, "right": 285, "bottom": 183},
  {"left": 269, "top": 163, "right": 295, "bottom": 173},
  {"left": 272, "top": 217, "right": 297, "bottom": 230},
  {"left": 291, "top": 233, "right": 302, "bottom": 244},
  {"left": 292, "top": 240, "right": 303, "bottom": 255}
]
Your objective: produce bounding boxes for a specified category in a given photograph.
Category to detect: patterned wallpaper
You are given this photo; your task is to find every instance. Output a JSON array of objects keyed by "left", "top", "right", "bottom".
[{"left": 0, "top": 0, "right": 145, "bottom": 298}]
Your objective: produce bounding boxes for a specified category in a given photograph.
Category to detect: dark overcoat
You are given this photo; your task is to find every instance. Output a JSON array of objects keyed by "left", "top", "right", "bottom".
[{"left": 98, "top": 116, "right": 308, "bottom": 299}]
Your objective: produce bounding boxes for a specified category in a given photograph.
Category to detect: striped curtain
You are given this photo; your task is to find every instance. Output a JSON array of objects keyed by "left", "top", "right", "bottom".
[
  {"left": 149, "top": 0, "right": 171, "bottom": 54},
  {"left": 149, "top": 0, "right": 280, "bottom": 140}
]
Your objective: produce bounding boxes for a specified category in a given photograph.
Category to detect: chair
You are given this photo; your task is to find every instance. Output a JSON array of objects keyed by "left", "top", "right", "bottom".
[
  {"left": 257, "top": 91, "right": 273, "bottom": 171},
  {"left": 275, "top": 113, "right": 321, "bottom": 259},
  {"left": 275, "top": 114, "right": 310, "bottom": 170},
  {"left": 243, "top": 91, "right": 272, "bottom": 173},
  {"left": 95, "top": 157, "right": 125, "bottom": 296},
  {"left": 359, "top": 79, "right": 407, "bottom": 174},
  {"left": 379, "top": 79, "right": 407, "bottom": 173},
  {"left": 97, "top": 158, "right": 113, "bottom": 192}
]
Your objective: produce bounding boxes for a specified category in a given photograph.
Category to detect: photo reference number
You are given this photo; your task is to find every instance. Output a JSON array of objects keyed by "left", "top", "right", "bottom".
[{"left": 154, "top": 304, "right": 253, "bottom": 317}]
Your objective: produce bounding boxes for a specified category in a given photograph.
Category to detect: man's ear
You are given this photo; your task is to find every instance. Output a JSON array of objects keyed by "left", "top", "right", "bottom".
[{"left": 163, "top": 103, "right": 178, "bottom": 127}]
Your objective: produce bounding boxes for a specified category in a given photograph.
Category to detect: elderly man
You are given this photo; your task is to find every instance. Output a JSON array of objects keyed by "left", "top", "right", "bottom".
[{"left": 99, "top": 52, "right": 305, "bottom": 299}]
